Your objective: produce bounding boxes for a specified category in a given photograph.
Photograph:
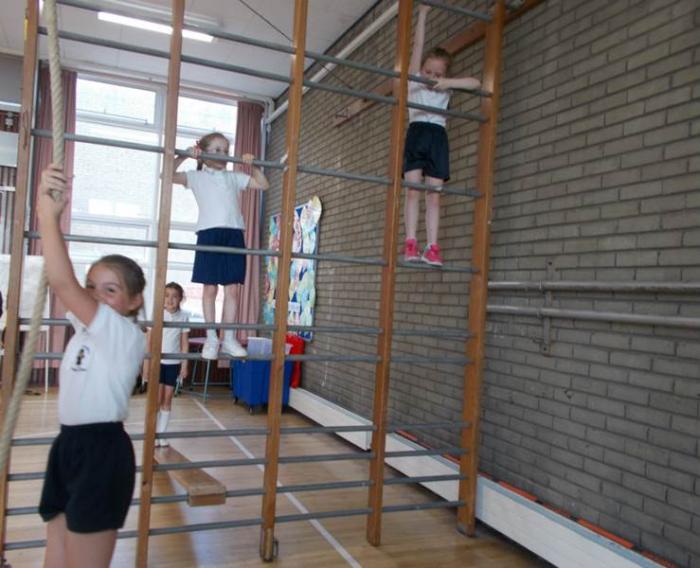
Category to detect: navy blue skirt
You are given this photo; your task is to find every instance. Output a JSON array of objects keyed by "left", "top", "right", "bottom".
[{"left": 192, "top": 228, "right": 247, "bottom": 285}]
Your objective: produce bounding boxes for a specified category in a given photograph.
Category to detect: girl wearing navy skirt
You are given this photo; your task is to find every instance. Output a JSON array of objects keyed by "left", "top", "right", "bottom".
[
  {"left": 173, "top": 132, "right": 269, "bottom": 359},
  {"left": 37, "top": 165, "right": 146, "bottom": 567}
]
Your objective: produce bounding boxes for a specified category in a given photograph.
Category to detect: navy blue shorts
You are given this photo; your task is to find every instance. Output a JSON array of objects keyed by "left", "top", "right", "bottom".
[
  {"left": 159, "top": 364, "right": 179, "bottom": 387},
  {"left": 39, "top": 422, "right": 135, "bottom": 533},
  {"left": 403, "top": 121, "right": 450, "bottom": 181},
  {"left": 192, "top": 228, "right": 247, "bottom": 285}
]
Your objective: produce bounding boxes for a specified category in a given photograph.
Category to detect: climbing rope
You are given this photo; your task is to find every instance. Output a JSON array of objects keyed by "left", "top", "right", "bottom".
[{"left": 0, "top": 0, "right": 63, "bottom": 475}]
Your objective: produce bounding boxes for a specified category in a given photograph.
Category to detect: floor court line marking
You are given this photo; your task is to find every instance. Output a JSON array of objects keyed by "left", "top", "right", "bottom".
[{"left": 194, "top": 399, "right": 362, "bottom": 568}]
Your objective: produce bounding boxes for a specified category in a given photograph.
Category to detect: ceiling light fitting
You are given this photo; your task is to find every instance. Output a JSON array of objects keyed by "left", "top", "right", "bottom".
[{"left": 97, "top": 12, "right": 214, "bottom": 43}]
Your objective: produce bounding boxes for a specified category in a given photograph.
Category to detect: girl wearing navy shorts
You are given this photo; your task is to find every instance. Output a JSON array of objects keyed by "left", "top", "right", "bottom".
[
  {"left": 403, "top": 5, "right": 481, "bottom": 266},
  {"left": 173, "top": 132, "right": 269, "bottom": 360},
  {"left": 37, "top": 165, "right": 146, "bottom": 567},
  {"left": 143, "top": 282, "right": 189, "bottom": 446}
]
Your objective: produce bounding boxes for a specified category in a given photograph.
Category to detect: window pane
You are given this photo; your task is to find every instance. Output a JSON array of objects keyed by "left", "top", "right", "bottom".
[
  {"left": 73, "top": 122, "right": 159, "bottom": 219},
  {"left": 177, "top": 97, "right": 236, "bottom": 135},
  {"left": 69, "top": 221, "right": 150, "bottom": 264},
  {"left": 76, "top": 79, "right": 156, "bottom": 124},
  {"left": 172, "top": 135, "right": 199, "bottom": 224},
  {"left": 169, "top": 229, "right": 195, "bottom": 264}
]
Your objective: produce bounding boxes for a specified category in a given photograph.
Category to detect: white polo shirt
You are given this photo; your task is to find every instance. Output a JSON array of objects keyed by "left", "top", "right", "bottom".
[
  {"left": 161, "top": 309, "right": 190, "bottom": 365},
  {"left": 186, "top": 169, "right": 251, "bottom": 232},
  {"left": 408, "top": 78, "right": 451, "bottom": 127},
  {"left": 59, "top": 303, "right": 146, "bottom": 425}
]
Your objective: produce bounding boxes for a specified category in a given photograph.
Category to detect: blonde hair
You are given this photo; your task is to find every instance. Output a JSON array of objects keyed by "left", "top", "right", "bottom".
[{"left": 196, "top": 131, "right": 230, "bottom": 171}]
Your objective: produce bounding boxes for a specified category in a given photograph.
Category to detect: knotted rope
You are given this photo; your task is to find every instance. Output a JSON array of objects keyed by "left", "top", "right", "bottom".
[{"left": 0, "top": 0, "right": 63, "bottom": 474}]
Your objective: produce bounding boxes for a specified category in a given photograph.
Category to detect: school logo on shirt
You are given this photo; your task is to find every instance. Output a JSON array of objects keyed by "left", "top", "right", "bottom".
[{"left": 71, "top": 345, "right": 91, "bottom": 372}]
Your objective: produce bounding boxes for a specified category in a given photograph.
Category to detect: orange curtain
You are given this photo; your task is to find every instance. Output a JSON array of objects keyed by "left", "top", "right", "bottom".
[{"left": 234, "top": 101, "right": 264, "bottom": 344}]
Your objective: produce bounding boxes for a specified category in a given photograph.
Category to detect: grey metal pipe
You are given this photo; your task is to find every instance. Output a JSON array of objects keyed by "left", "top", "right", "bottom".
[
  {"left": 278, "top": 479, "right": 372, "bottom": 494},
  {"left": 402, "top": 178, "right": 481, "bottom": 197},
  {"left": 398, "top": 259, "right": 477, "bottom": 273},
  {"left": 32, "top": 128, "right": 282, "bottom": 169},
  {"left": 297, "top": 163, "right": 388, "bottom": 185},
  {"left": 291, "top": 251, "right": 386, "bottom": 266},
  {"left": 387, "top": 421, "right": 470, "bottom": 432},
  {"left": 147, "top": 518, "right": 262, "bottom": 537},
  {"left": 488, "top": 305, "right": 700, "bottom": 329},
  {"left": 34, "top": 128, "right": 478, "bottom": 197},
  {"left": 419, "top": 0, "right": 492, "bottom": 21},
  {"left": 279, "top": 451, "right": 375, "bottom": 464},
  {"left": 276, "top": 508, "right": 372, "bottom": 524},
  {"left": 280, "top": 425, "right": 376, "bottom": 435},
  {"left": 56, "top": 0, "right": 492, "bottom": 98},
  {"left": 19, "top": 318, "right": 276, "bottom": 332},
  {"left": 385, "top": 447, "right": 467, "bottom": 459},
  {"left": 391, "top": 355, "right": 471, "bottom": 365},
  {"left": 489, "top": 280, "right": 700, "bottom": 294},
  {"left": 24, "top": 229, "right": 280, "bottom": 258},
  {"left": 288, "top": 325, "right": 382, "bottom": 334},
  {"left": 408, "top": 100, "right": 485, "bottom": 122},
  {"left": 154, "top": 457, "right": 266, "bottom": 471},
  {"left": 392, "top": 328, "right": 471, "bottom": 338},
  {"left": 25, "top": 228, "right": 394, "bottom": 266},
  {"left": 20, "top": 320, "right": 469, "bottom": 339},
  {"left": 384, "top": 474, "right": 465, "bottom": 485},
  {"left": 40, "top": 28, "right": 484, "bottom": 122},
  {"left": 298, "top": 163, "right": 479, "bottom": 197},
  {"left": 383, "top": 500, "right": 465, "bottom": 513},
  {"left": 32, "top": 352, "right": 471, "bottom": 364}
]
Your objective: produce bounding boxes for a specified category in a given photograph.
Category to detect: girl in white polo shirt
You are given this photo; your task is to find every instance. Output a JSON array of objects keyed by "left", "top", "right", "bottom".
[
  {"left": 173, "top": 131, "right": 269, "bottom": 360},
  {"left": 143, "top": 282, "right": 190, "bottom": 447},
  {"left": 402, "top": 5, "right": 481, "bottom": 267},
  {"left": 37, "top": 165, "right": 146, "bottom": 568}
]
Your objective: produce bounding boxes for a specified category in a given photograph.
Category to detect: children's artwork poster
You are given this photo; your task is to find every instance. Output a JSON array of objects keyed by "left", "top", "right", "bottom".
[{"left": 263, "top": 196, "right": 322, "bottom": 340}]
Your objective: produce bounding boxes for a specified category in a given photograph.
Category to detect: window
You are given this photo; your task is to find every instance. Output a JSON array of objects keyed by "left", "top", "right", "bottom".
[
  {"left": 70, "top": 76, "right": 240, "bottom": 320},
  {"left": 76, "top": 78, "right": 156, "bottom": 124}
]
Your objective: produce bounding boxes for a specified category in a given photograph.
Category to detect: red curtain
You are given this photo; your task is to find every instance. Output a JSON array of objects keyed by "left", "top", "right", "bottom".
[
  {"left": 29, "top": 64, "right": 77, "bottom": 369},
  {"left": 234, "top": 101, "right": 264, "bottom": 344}
]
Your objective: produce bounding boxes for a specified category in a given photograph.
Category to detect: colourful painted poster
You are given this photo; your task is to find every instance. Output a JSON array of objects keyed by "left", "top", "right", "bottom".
[{"left": 263, "top": 196, "right": 322, "bottom": 340}]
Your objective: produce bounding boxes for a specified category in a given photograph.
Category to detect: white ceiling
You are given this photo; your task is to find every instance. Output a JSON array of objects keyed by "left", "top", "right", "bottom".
[{"left": 0, "top": 0, "right": 380, "bottom": 101}]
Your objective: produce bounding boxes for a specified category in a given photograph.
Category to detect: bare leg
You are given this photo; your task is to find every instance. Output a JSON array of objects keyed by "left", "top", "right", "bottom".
[
  {"left": 65, "top": 529, "right": 117, "bottom": 568},
  {"left": 424, "top": 176, "right": 444, "bottom": 246},
  {"left": 221, "top": 283, "right": 240, "bottom": 330},
  {"left": 404, "top": 169, "right": 423, "bottom": 241},
  {"left": 44, "top": 514, "right": 68, "bottom": 568},
  {"left": 161, "top": 385, "right": 175, "bottom": 412},
  {"left": 202, "top": 284, "right": 218, "bottom": 340}
]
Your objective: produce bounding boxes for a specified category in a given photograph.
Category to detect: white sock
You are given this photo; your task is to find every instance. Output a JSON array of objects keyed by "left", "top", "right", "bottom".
[
  {"left": 157, "top": 410, "right": 171, "bottom": 433},
  {"left": 223, "top": 330, "right": 235, "bottom": 343},
  {"left": 206, "top": 329, "right": 217, "bottom": 342}
]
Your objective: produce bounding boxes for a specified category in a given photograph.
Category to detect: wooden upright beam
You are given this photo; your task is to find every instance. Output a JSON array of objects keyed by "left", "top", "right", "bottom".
[
  {"left": 259, "top": 0, "right": 308, "bottom": 561},
  {"left": 365, "top": 0, "right": 413, "bottom": 547},
  {"left": 458, "top": 0, "right": 506, "bottom": 536},
  {"left": 135, "top": 1, "right": 184, "bottom": 565},
  {"left": 0, "top": 0, "right": 38, "bottom": 558}
]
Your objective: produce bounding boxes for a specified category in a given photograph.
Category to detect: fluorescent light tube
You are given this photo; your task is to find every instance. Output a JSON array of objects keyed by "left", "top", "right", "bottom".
[{"left": 97, "top": 12, "right": 214, "bottom": 43}]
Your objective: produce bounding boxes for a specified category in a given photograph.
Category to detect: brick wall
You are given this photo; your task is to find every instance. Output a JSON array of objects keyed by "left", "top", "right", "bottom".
[{"left": 264, "top": 0, "right": 700, "bottom": 565}]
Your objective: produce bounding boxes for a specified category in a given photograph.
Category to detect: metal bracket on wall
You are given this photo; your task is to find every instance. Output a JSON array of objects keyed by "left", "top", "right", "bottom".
[{"left": 537, "top": 259, "right": 555, "bottom": 356}]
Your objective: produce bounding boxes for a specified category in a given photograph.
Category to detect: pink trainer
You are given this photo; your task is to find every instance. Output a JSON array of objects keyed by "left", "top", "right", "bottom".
[
  {"left": 403, "top": 238, "right": 420, "bottom": 262},
  {"left": 421, "top": 243, "right": 443, "bottom": 267}
]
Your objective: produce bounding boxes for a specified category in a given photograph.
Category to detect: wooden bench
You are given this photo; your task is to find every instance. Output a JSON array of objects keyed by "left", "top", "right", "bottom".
[{"left": 154, "top": 446, "right": 226, "bottom": 506}]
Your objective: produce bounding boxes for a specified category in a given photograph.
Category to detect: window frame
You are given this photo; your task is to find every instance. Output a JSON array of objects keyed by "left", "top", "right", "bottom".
[{"left": 71, "top": 73, "right": 245, "bottom": 319}]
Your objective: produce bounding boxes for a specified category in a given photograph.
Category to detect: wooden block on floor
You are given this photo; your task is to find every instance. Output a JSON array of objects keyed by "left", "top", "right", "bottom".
[{"left": 154, "top": 446, "right": 226, "bottom": 507}]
